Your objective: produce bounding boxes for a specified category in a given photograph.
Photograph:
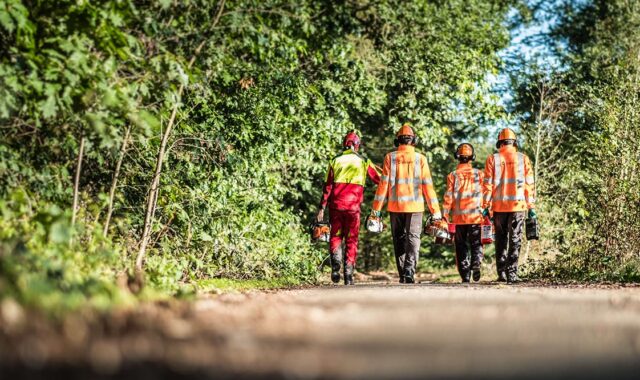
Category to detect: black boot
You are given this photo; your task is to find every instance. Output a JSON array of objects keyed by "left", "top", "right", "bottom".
[
  {"left": 472, "top": 263, "right": 481, "bottom": 282},
  {"left": 330, "top": 254, "right": 341, "bottom": 284},
  {"left": 403, "top": 268, "right": 415, "bottom": 284},
  {"left": 461, "top": 272, "right": 471, "bottom": 283},
  {"left": 507, "top": 269, "right": 519, "bottom": 284},
  {"left": 497, "top": 271, "right": 507, "bottom": 282},
  {"left": 344, "top": 264, "right": 354, "bottom": 285}
]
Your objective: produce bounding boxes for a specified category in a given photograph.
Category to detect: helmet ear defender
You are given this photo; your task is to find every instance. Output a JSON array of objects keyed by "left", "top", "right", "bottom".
[
  {"left": 454, "top": 143, "right": 476, "bottom": 161},
  {"left": 496, "top": 128, "right": 518, "bottom": 149},
  {"left": 343, "top": 130, "right": 361, "bottom": 150},
  {"left": 495, "top": 139, "right": 518, "bottom": 149},
  {"left": 394, "top": 135, "right": 418, "bottom": 147}
]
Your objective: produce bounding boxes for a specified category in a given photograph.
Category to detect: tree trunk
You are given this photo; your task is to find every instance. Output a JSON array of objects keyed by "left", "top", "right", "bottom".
[
  {"left": 103, "top": 125, "right": 131, "bottom": 237},
  {"left": 71, "top": 136, "right": 86, "bottom": 227},
  {"left": 135, "top": 0, "right": 226, "bottom": 274}
]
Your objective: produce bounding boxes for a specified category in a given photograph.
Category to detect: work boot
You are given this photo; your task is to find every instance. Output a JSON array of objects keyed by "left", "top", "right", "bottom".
[
  {"left": 344, "top": 264, "right": 354, "bottom": 286},
  {"left": 330, "top": 254, "right": 341, "bottom": 284},
  {"left": 403, "top": 269, "right": 415, "bottom": 284},
  {"left": 506, "top": 270, "right": 519, "bottom": 284},
  {"left": 472, "top": 264, "right": 481, "bottom": 282},
  {"left": 399, "top": 276, "right": 405, "bottom": 284},
  {"left": 497, "top": 271, "right": 507, "bottom": 282},
  {"left": 461, "top": 272, "right": 471, "bottom": 283}
]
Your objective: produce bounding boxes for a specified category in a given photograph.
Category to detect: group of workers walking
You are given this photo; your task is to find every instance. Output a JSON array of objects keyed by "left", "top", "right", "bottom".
[{"left": 317, "top": 124, "right": 536, "bottom": 285}]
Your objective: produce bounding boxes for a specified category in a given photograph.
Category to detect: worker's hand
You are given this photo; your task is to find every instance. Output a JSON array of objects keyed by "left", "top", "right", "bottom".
[
  {"left": 482, "top": 208, "right": 490, "bottom": 217},
  {"left": 528, "top": 209, "right": 537, "bottom": 219},
  {"left": 370, "top": 209, "right": 381, "bottom": 218},
  {"left": 316, "top": 209, "right": 324, "bottom": 222}
]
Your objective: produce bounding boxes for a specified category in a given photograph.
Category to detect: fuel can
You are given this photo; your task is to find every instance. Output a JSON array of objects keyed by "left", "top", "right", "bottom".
[{"left": 481, "top": 216, "right": 494, "bottom": 245}]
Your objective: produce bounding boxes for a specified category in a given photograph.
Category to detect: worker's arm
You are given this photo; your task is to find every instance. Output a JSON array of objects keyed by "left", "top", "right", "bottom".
[
  {"left": 482, "top": 155, "right": 494, "bottom": 211},
  {"left": 420, "top": 156, "right": 441, "bottom": 219},
  {"left": 317, "top": 163, "right": 334, "bottom": 221},
  {"left": 366, "top": 159, "right": 381, "bottom": 185},
  {"left": 372, "top": 154, "right": 390, "bottom": 212},
  {"left": 524, "top": 155, "right": 536, "bottom": 210},
  {"left": 442, "top": 173, "right": 454, "bottom": 223}
]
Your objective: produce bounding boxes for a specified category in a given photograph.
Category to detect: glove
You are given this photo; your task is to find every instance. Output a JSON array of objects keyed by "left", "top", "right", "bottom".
[
  {"left": 482, "top": 208, "right": 490, "bottom": 217},
  {"left": 316, "top": 209, "right": 324, "bottom": 222},
  {"left": 528, "top": 209, "right": 537, "bottom": 219},
  {"left": 370, "top": 210, "right": 381, "bottom": 217}
]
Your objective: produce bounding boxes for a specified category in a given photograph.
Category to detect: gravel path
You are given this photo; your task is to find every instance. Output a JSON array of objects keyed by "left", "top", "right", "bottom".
[{"left": 2, "top": 283, "right": 640, "bottom": 379}]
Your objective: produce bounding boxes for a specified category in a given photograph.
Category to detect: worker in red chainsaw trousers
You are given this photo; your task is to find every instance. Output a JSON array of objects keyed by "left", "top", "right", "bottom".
[
  {"left": 442, "top": 143, "right": 484, "bottom": 283},
  {"left": 317, "top": 131, "right": 380, "bottom": 285},
  {"left": 482, "top": 128, "right": 536, "bottom": 284}
]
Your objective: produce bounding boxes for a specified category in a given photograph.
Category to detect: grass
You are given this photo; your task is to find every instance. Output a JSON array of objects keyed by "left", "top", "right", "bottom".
[{"left": 196, "top": 277, "right": 303, "bottom": 293}]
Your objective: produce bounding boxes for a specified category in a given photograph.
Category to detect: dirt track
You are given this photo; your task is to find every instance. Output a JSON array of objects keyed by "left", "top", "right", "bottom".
[{"left": 2, "top": 282, "right": 640, "bottom": 379}]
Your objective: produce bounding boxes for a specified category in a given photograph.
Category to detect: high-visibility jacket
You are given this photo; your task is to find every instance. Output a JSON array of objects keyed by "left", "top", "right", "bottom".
[
  {"left": 372, "top": 145, "right": 441, "bottom": 216},
  {"left": 320, "top": 150, "right": 380, "bottom": 212},
  {"left": 482, "top": 146, "right": 535, "bottom": 212},
  {"left": 443, "top": 163, "right": 484, "bottom": 225}
]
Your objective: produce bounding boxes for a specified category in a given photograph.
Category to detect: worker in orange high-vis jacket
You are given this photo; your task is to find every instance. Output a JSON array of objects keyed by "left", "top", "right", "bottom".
[
  {"left": 371, "top": 124, "right": 441, "bottom": 284},
  {"left": 317, "top": 131, "right": 380, "bottom": 285},
  {"left": 443, "top": 143, "right": 484, "bottom": 283},
  {"left": 482, "top": 128, "right": 536, "bottom": 283}
]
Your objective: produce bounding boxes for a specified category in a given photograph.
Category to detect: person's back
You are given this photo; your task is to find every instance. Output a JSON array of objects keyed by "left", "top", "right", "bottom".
[
  {"left": 326, "top": 151, "right": 375, "bottom": 210},
  {"left": 485, "top": 147, "right": 533, "bottom": 212},
  {"left": 376, "top": 147, "right": 438, "bottom": 213},
  {"left": 444, "top": 164, "right": 483, "bottom": 225}
]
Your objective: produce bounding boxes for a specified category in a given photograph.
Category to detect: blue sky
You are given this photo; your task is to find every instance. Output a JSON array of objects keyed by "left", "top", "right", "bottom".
[{"left": 486, "top": 1, "right": 567, "bottom": 134}]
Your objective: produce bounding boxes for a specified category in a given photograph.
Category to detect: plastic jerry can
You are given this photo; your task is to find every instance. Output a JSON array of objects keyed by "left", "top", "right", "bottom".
[{"left": 481, "top": 217, "right": 494, "bottom": 245}]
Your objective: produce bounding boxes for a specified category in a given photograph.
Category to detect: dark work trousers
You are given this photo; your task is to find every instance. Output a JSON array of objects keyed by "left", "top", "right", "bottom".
[
  {"left": 493, "top": 211, "right": 526, "bottom": 276},
  {"left": 454, "top": 224, "right": 483, "bottom": 279},
  {"left": 390, "top": 212, "right": 423, "bottom": 278}
]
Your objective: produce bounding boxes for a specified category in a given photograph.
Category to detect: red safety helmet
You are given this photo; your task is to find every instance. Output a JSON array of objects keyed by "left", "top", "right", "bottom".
[{"left": 343, "top": 131, "right": 361, "bottom": 151}]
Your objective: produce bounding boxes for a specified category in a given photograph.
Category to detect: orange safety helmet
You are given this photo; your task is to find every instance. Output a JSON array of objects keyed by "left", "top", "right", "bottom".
[
  {"left": 394, "top": 124, "right": 418, "bottom": 147},
  {"left": 496, "top": 128, "right": 518, "bottom": 149},
  {"left": 454, "top": 143, "right": 475, "bottom": 161}
]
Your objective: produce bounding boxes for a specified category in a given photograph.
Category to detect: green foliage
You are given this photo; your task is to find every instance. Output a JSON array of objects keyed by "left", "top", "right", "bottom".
[
  {"left": 1, "top": 0, "right": 517, "bottom": 310},
  {"left": 515, "top": 0, "right": 640, "bottom": 282}
]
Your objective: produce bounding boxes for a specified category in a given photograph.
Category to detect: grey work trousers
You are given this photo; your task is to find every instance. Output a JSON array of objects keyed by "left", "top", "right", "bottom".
[
  {"left": 493, "top": 211, "right": 526, "bottom": 276},
  {"left": 390, "top": 212, "right": 423, "bottom": 278}
]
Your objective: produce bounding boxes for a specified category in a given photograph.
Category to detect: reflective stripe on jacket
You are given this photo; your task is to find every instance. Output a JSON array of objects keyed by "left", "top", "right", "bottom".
[
  {"left": 482, "top": 146, "right": 535, "bottom": 212},
  {"left": 319, "top": 150, "right": 380, "bottom": 211},
  {"left": 443, "top": 163, "right": 484, "bottom": 225},
  {"left": 372, "top": 145, "right": 441, "bottom": 216}
]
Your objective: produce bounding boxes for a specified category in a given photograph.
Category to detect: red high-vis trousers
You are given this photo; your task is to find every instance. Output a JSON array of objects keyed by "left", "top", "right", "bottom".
[{"left": 329, "top": 209, "right": 361, "bottom": 266}]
